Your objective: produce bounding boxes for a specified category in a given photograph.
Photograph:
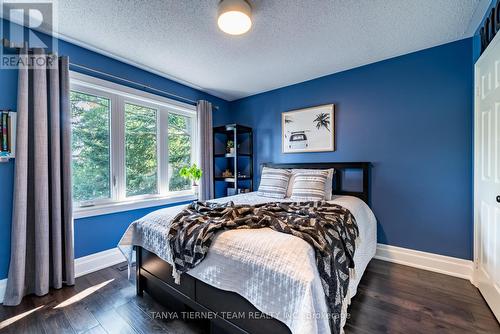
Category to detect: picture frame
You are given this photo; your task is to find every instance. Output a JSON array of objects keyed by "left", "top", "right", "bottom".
[{"left": 282, "top": 104, "right": 335, "bottom": 153}]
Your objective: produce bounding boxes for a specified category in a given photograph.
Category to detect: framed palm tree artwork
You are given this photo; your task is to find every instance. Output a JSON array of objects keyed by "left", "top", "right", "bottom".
[{"left": 282, "top": 104, "right": 335, "bottom": 153}]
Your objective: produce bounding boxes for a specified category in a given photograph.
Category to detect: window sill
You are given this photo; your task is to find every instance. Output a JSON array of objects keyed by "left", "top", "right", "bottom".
[{"left": 73, "top": 192, "right": 197, "bottom": 219}]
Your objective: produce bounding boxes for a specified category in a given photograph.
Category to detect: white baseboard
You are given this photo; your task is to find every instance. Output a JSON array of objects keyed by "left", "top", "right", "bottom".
[
  {"left": 0, "top": 278, "right": 6, "bottom": 304},
  {"left": 375, "top": 243, "right": 474, "bottom": 280},
  {"left": 74, "top": 247, "right": 126, "bottom": 278},
  {"left": 0, "top": 248, "right": 126, "bottom": 304}
]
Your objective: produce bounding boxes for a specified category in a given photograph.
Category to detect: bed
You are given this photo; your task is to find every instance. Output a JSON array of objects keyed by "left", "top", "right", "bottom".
[{"left": 118, "top": 162, "right": 376, "bottom": 334}]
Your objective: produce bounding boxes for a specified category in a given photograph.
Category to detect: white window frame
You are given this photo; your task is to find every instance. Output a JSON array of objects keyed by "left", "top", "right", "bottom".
[{"left": 70, "top": 72, "right": 198, "bottom": 219}]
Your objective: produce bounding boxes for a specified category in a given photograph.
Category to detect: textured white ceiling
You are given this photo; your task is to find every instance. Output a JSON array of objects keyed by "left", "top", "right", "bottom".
[{"left": 51, "top": 0, "right": 486, "bottom": 101}]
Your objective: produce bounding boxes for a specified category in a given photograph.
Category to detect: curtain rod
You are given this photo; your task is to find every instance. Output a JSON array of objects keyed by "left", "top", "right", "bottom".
[
  {"left": 2, "top": 38, "right": 219, "bottom": 110},
  {"left": 69, "top": 63, "right": 219, "bottom": 110}
]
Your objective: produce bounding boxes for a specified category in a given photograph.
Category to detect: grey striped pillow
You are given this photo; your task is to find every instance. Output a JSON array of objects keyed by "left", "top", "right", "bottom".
[
  {"left": 290, "top": 170, "right": 329, "bottom": 201},
  {"left": 257, "top": 167, "right": 291, "bottom": 199}
]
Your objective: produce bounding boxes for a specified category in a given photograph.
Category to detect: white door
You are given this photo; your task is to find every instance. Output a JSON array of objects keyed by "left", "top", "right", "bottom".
[{"left": 474, "top": 32, "right": 500, "bottom": 322}]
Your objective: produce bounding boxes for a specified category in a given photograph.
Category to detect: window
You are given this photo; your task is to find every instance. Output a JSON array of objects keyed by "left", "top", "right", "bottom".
[
  {"left": 168, "top": 113, "right": 193, "bottom": 192},
  {"left": 125, "top": 103, "right": 158, "bottom": 197},
  {"left": 71, "top": 91, "right": 111, "bottom": 202},
  {"left": 70, "top": 72, "right": 198, "bottom": 215}
]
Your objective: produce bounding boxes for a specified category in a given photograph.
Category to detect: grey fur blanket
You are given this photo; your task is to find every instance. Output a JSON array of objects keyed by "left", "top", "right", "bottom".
[{"left": 168, "top": 201, "right": 359, "bottom": 334}]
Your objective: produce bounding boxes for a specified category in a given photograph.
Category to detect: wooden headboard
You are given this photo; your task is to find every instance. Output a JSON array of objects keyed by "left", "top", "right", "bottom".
[{"left": 261, "top": 162, "right": 371, "bottom": 204}]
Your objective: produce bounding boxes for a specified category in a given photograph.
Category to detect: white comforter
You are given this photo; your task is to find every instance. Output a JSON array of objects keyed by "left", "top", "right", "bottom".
[{"left": 118, "top": 192, "right": 377, "bottom": 334}]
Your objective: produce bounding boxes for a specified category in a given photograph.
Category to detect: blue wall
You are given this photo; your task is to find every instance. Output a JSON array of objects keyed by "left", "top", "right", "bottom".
[
  {"left": 0, "top": 22, "right": 231, "bottom": 279},
  {"left": 73, "top": 202, "right": 192, "bottom": 258},
  {"left": 229, "top": 38, "right": 474, "bottom": 260},
  {"left": 0, "top": 63, "right": 17, "bottom": 280}
]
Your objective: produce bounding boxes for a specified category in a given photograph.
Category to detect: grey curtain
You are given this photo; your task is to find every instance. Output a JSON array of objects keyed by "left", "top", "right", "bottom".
[
  {"left": 197, "top": 100, "right": 214, "bottom": 201},
  {"left": 3, "top": 50, "right": 74, "bottom": 306}
]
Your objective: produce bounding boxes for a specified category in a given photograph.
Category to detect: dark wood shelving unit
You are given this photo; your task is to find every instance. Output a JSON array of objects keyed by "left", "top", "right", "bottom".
[{"left": 213, "top": 124, "right": 253, "bottom": 198}]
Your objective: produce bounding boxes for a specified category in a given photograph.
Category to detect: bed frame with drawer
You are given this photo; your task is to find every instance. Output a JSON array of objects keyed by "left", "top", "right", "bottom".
[{"left": 135, "top": 162, "right": 371, "bottom": 334}]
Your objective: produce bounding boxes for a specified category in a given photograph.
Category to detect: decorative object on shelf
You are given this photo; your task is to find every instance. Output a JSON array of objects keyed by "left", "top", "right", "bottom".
[
  {"left": 179, "top": 164, "right": 203, "bottom": 196},
  {"left": 282, "top": 104, "right": 335, "bottom": 153},
  {"left": 222, "top": 169, "right": 233, "bottom": 177},
  {"left": 0, "top": 109, "right": 17, "bottom": 162},
  {"left": 226, "top": 139, "right": 235, "bottom": 154},
  {"left": 479, "top": 3, "right": 500, "bottom": 55}
]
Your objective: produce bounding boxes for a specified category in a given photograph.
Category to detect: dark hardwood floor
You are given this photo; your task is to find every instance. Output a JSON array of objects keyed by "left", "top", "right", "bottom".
[{"left": 0, "top": 259, "right": 498, "bottom": 334}]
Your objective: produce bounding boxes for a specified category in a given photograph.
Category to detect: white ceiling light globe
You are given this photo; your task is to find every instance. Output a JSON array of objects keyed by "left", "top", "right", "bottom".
[{"left": 218, "top": 0, "right": 252, "bottom": 35}]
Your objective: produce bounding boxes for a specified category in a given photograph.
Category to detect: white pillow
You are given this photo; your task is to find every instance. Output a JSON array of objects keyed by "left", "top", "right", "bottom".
[
  {"left": 257, "top": 167, "right": 291, "bottom": 199},
  {"left": 290, "top": 170, "right": 330, "bottom": 201},
  {"left": 286, "top": 168, "right": 334, "bottom": 200}
]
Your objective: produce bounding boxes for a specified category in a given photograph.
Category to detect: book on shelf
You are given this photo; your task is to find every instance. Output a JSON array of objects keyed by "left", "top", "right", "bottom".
[
  {"left": 9, "top": 112, "right": 16, "bottom": 155},
  {"left": 0, "top": 110, "right": 16, "bottom": 157},
  {"left": 1, "top": 111, "right": 7, "bottom": 152}
]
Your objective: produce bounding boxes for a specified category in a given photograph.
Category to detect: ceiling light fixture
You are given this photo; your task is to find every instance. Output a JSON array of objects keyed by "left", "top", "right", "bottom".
[{"left": 217, "top": 0, "right": 252, "bottom": 35}]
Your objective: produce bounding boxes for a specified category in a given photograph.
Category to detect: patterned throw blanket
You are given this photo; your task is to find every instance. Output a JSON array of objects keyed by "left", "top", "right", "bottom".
[{"left": 168, "top": 201, "right": 359, "bottom": 334}]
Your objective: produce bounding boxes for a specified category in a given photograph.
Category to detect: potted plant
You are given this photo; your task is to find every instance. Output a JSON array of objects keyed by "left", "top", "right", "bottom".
[
  {"left": 179, "top": 164, "right": 203, "bottom": 195},
  {"left": 226, "top": 140, "right": 235, "bottom": 154}
]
